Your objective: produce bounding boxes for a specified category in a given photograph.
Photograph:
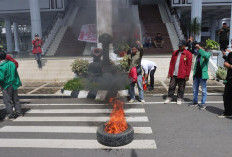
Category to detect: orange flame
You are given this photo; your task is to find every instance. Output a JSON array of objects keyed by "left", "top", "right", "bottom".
[{"left": 104, "top": 98, "right": 128, "bottom": 134}]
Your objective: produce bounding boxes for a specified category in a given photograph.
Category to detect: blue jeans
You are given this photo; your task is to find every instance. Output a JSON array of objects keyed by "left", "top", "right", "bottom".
[
  {"left": 129, "top": 74, "right": 144, "bottom": 101},
  {"left": 193, "top": 78, "right": 207, "bottom": 105}
]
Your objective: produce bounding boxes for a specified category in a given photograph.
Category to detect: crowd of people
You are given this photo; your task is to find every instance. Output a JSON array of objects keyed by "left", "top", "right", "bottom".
[{"left": 128, "top": 27, "right": 232, "bottom": 118}]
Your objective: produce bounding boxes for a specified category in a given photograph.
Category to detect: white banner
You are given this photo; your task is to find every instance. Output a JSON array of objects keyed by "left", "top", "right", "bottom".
[{"left": 78, "top": 24, "right": 97, "bottom": 43}]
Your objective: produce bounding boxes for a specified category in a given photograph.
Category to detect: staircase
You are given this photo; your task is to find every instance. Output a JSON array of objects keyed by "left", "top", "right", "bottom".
[
  {"left": 55, "top": 7, "right": 96, "bottom": 57},
  {"left": 139, "top": 5, "right": 173, "bottom": 55}
]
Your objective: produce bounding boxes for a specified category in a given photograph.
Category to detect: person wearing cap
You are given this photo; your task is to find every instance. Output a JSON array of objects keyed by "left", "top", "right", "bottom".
[
  {"left": 164, "top": 40, "right": 192, "bottom": 105},
  {"left": 32, "top": 33, "right": 43, "bottom": 69},
  {"left": 218, "top": 23, "right": 230, "bottom": 51},
  {"left": 189, "top": 43, "right": 210, "bottom": 110}
]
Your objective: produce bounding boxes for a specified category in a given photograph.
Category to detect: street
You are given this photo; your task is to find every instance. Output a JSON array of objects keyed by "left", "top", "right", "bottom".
[{"left": 0, "top": 96, "right": 231, "bottom": 157}]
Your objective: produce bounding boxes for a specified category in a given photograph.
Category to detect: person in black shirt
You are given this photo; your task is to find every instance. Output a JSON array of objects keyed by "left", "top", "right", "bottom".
[
  {"left": 218, "top": 23, "right": 230, "bottom": 51},
  {"left": 154, "top": 33, "right": 164, "bottom": 48},
  {"left": 218, "top": 49, "right": 232, "bottom": 118}
]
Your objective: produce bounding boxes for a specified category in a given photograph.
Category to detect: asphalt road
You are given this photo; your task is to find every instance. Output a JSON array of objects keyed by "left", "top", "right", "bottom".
[{"left": 0, "top": 95, "right": 231, "bottom": 157}]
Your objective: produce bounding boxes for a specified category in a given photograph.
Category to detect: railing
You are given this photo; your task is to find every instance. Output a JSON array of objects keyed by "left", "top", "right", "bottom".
[
  {"left": 171, "top": 0, "right": 231, "bottom": 6},
  {"left": 164, "top": 0, "right": 185, "bottom": 40},
  {"left": 171, "top": 8, "right": 188, "bottom": 40}
]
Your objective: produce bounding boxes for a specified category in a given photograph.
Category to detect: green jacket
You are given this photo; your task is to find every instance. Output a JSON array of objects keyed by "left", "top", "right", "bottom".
[
  {"left": 193, "top": 49, "right": 211, "bottom": 80},
  {"left": 0, "top": 60, "right": 22, "bottom": 90}
]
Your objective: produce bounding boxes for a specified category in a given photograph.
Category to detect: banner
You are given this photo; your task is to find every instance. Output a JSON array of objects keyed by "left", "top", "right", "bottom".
[
  {"left": 78, "top": 24, "right": 141, "bottom": 43},
  {"left": 78, "top": 24, "right": 97, "bottom": 43}
]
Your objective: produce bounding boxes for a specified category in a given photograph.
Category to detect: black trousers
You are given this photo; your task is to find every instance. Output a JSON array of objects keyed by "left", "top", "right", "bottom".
[
  {"left": 220, "top": 40, "right": 229, "bottom": 51},
  {"left": 223, "top": 79, "right": 232, "bottom": 115},
  {"left": 168, "top": 76, "right": 186, "bottom": 99},
  {"left": 149, "top": 66, "right": 157, "bottom": 88}
]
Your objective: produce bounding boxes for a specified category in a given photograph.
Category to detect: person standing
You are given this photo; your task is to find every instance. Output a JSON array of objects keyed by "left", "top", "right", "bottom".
[
  {"left": 217, "top": 49, "right": 232, "bottom": 118},
  {"left": 218, "top": 23, "right": 230, "bottom": 51},
  {"left": 141, "top": 59, "right": 157, "bottom": 90},
  {"left": 32, "top": 33, "right": 43, "bottom": 69},
  {"left": 0, "top": 52, "right": 22, "bottom": 120},
  {"left": 189, "top": 44, "right": 210, "bottom": 110},
  {"left": 164, "top": 40, "right": 192, "bottom": 105},
  {"left": 128, "top": 42, "right": 145, "bottom": 103}
]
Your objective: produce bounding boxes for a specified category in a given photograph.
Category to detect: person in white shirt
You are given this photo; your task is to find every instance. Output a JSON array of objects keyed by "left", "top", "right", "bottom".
[{"left": 141, "top": 59, "right": 157, "bottom": 90}]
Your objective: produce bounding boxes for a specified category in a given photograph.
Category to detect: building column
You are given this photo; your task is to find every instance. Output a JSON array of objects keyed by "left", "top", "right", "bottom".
[
  {"left": 29, "top": 0, "right": 42, "bottom": 40},
  {"left": 96, "top": 0, "right": 113, "bottom": 38},
  {"left": 229, "top": 3, "right": 232, "bottom": 47},
  {"left": 210, "top": 19, "right": 217, "bottom": 41},
  {"left": 4, "top": 19, "right": 13, "bottom": 53},
  {"left": 191, "top": 0, "right": 202, "bottom": 42},
  {"left": 13, "top": 22, "right": 20, "bottom": 52}
]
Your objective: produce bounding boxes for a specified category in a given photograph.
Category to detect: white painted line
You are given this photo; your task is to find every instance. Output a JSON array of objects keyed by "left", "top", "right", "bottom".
[
  {"left": 125, "top": 101, "right": 224, "bottom": 105},
  {"left": 27, "top": 108, "right": 145, "bottom": 114},
  {"left": 95, "top": 90, "right": 108, "bottom": 101},
  {"left": 0, "top": 126, "right": 152, "bottom": 134},
  {"left": 78, "top": 90, "right": 89, "bottom": 98},
  {"left": 0, "top": 139, "right": 157, "bottom": 149},
  {"left": 14, "top": 116, "right": 149, "bottom": 122}
]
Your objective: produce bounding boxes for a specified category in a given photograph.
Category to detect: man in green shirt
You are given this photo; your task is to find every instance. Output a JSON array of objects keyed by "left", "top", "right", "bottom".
[{"left": 0, "top": 52, "right": 22, "bottom": 120}]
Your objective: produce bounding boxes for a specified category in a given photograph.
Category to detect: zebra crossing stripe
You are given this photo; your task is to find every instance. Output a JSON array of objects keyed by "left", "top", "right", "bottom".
[
  {"left": 0, "top": 126, "right": 153, "bottom": 134},
  {"left": 26, "top": 108, "right": 145, "bottom": 114},
  {"left": 0, "top": 139, "right": 157, "bottom": 149},
  {"left": 14, "top": 116, "right": 149, "bottom": 122}
]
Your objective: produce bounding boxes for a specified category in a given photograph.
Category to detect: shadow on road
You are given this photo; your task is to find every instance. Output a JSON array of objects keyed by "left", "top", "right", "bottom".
[
  {"left": 131, "top": 149, "right": 138, "bottom": 157},
  {"left": 206, "top": 106, "right": 224, "bottom": 115}
]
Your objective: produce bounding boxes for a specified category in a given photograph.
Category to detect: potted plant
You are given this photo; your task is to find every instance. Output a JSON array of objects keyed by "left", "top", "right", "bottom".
[
  {"left": 216, "top": 67, "right": 227, "bottom": 80},
  {"left": 113, "top": 39, "right": 130, "bottom": 57},
  {"left": 205, "top": 39, "right": 220, "bottom": 56},
  {"left": 189, "top": 17, "right": 201, "bottom": 41},
  {"left": 71, "top": 59, "right": 89, "bottom": 78}
]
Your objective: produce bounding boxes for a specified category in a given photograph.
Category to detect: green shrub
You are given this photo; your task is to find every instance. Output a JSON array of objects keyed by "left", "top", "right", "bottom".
[
  {"left": 205, "top": 39, "right": 220, "bottom": 50},
  {"left": 71, "top": 59, "right": 89, "bottom": 77},
  {"left": 63, "top": 78, "right": 85, "bottom": 91},
  {"left": 119, "top": 55, "right": 129, "bottom": 72},
  {"left": 216, "top": 67, "right": 227, "bottom": 80}
]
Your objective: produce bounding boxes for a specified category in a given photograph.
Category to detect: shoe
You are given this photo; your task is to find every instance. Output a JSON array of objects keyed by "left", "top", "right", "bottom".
[
  {"left": 129, "top": 99, "right": 135, "bottom": 103},
  {"left": 217, "top": 114, "right": 232, "bottom": 118},
  {"left": 189, "top": 102, "right": 198, "bottom": 107},
  {"left": 15, "top": 112, "right": 23, "bottom": 118},
  {"left": 141, "top": 100, "right": 145, "bottom": 104},
  {"left": 177, "top": 99, "right": 182, "bottom": 105},
  {"left": 4, "top": 114, "right": 15, "bottom": 120},
  {"left": 148, "top": 87, "right": 154, "bottom": 91},
  {"left": 164, "top": 98, "right": 171, "bottom": 104},
  {"left": 199, "top": 105, "right": 206, "bottom": 110}
]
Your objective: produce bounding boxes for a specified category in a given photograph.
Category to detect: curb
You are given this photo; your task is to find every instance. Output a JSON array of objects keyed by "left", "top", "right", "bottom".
[
  {"left": 0, "top": 94, "right": 71, "bottom": 99},
  {"left": 62, "top": 89, "right": 129, "bottom": 101}
]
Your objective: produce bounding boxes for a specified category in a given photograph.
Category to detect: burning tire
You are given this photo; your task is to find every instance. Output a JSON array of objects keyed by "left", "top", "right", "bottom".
[{"left": 97, "top": 124, "right": 134, "bottom": 147}]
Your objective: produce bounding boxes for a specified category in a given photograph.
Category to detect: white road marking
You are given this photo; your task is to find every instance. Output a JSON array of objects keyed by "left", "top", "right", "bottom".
[
  {"left": 14, "top": 116, "right": 149, "bottom": 122},
  {"left": 26, "top": 108, "right": 145, "bottom": 114},
  {"left": 0, "top": 126, "right": 153, "bottom": 134},
  {"left": 0, "top": 139, "right": 157, "bottom": 149}
]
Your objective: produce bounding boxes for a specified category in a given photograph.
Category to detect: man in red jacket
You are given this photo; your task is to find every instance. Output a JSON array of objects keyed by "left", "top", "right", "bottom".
[
  {"left": 32, "top": 33, "right": 43, "bottom": 69},
  {"left": 164, "top": 40, "right": 192, "bottom": 105}
]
